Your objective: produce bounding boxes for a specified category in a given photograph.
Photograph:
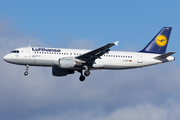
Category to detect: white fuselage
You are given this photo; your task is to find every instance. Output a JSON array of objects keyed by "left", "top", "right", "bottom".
[{"left": 3, "top": 47, "right": 175, "bottom": 70}]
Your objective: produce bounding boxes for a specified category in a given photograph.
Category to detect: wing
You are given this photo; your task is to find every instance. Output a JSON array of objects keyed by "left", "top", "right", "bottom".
[{"left": 76, "top": 41, "right": 119, "bottom": 64}]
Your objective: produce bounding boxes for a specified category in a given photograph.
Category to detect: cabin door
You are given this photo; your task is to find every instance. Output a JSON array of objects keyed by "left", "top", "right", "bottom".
[
  {"left": 137, "top": 54, "right": 143, "bottom": 63},
  {"left": 25, "top": 48, "right": 31, "bottom": 58}
]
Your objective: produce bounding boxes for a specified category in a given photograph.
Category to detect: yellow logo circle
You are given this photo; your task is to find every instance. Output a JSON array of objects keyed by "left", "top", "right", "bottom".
[{"left": 155, "top": 35, "right": 167, "bottom": 47}]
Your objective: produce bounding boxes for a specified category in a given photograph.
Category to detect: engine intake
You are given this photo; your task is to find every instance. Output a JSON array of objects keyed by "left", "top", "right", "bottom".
[
  {"left": 59, "top": 58, "right": 76, "bottom": 68},
  {"left": 53, "top": 58, "right": 82, "bottom": 68}
]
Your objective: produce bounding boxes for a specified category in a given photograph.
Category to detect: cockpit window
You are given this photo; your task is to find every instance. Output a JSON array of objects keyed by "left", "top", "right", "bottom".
[{"left": 10, "top": 50, "right": 19, "bottom": 53}]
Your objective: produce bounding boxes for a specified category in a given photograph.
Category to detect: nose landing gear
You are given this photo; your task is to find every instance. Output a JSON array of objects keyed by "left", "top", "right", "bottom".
[{"left": 24, "top": 65, "right": 29, "bottom": 76}]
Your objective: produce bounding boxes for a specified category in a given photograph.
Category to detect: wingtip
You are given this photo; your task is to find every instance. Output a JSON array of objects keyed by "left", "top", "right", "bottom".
[{"left": 114, "top": 41, "right": 119, "bottom": 46}]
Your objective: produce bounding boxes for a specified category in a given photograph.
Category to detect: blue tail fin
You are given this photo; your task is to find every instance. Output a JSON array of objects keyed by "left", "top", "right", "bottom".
[{"left": 140, "top": 27, "right": 172, "bottom": 54}]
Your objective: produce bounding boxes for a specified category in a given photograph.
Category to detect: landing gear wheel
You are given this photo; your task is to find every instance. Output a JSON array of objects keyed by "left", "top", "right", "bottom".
[
  {"left": 24, "top": 65, "right": 29, "bottom": 76},
  {"left": 84, "top": 70, "right": 90, "bottom": 76},
  {"left": 79, "top": 75, "right": 85, "bottom": 81},
  {"left": 24, "top": 72, "right": 28, "bottom": 76}
]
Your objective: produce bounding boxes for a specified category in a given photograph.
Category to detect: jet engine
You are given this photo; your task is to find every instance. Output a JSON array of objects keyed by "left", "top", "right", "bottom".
[
  {"left": 59, "top": 58, "right": 76, "bottom": 68},
  {"left": 53, "top": 58, "right": 83, "bottom": 69},
  {"left": 52, "top": 67, "right": 74, "bottom": 76}
]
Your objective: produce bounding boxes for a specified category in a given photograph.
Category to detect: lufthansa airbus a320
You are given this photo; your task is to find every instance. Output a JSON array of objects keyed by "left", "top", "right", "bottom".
[{"left": 3, "top": 27, "right": 175, "bottom": 81}]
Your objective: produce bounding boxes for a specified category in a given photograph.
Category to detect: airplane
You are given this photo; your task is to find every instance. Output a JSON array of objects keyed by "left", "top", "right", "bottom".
[{"left": 3, "top": 27, "right": 175, "bottom": 81}]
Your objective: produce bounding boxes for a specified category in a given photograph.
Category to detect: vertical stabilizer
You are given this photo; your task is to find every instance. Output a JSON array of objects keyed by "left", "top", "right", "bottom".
[{"left": 140, "top": 27, "right": 172, "bottom": 54}]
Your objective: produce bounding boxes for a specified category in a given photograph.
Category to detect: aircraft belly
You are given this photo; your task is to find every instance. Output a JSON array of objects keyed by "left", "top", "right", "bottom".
[
  {"left": 95, "top": 58, "right": 138, "bottom": 69},
  {"left": 103, "top": 65, "right": 137, "bottom": 70},
  {"left": 15, "top": 58, "right": 54, "bottom": 66},
  {"left": 96, "top": 56, "right": 162, "bottom": 70}
]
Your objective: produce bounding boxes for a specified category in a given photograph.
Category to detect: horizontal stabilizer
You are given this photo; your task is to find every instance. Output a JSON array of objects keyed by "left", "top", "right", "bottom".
[{"left": 154, "top": 52, "right": 175, "bottom": 59}]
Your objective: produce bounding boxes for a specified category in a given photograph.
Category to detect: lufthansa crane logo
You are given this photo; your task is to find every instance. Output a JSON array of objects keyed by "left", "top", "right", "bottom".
[{"left": 155, "top": 34, "right": 167, "bottom": 47}]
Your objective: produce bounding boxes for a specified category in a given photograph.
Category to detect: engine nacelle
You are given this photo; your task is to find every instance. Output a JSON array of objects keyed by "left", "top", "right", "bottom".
[
  {"left": 52, "top": 67, "right": 74, "bottom": 76},
  {"left": 59, "top": 58, "right": 76, "bottom": 68}
]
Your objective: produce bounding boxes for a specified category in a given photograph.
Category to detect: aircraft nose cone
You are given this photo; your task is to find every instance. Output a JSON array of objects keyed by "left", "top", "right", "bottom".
[{"left": 3, "top": 54, "right": 10, "bottom": 62}]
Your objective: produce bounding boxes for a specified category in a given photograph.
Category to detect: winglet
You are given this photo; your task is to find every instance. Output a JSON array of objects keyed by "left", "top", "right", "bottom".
[{"left": 114, "top": 41, "right": 119, "bottom": 46}]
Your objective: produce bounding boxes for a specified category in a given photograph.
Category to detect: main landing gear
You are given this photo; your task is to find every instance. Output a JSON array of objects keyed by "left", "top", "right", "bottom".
[
  {"left": 84, "top": 70, "right": 90, "bottom": 76},
  {"left": 24, "top": 65, "right": 29, "bottom": 76},
  {"left": 78, "top": 66, "right": 90, "bottom": 82},
  {"left": 84, "top": 66, "right": 90, "bottom": 76},
  {"left": 78, "top": 70, "right": 85, "bottom": 81}
]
